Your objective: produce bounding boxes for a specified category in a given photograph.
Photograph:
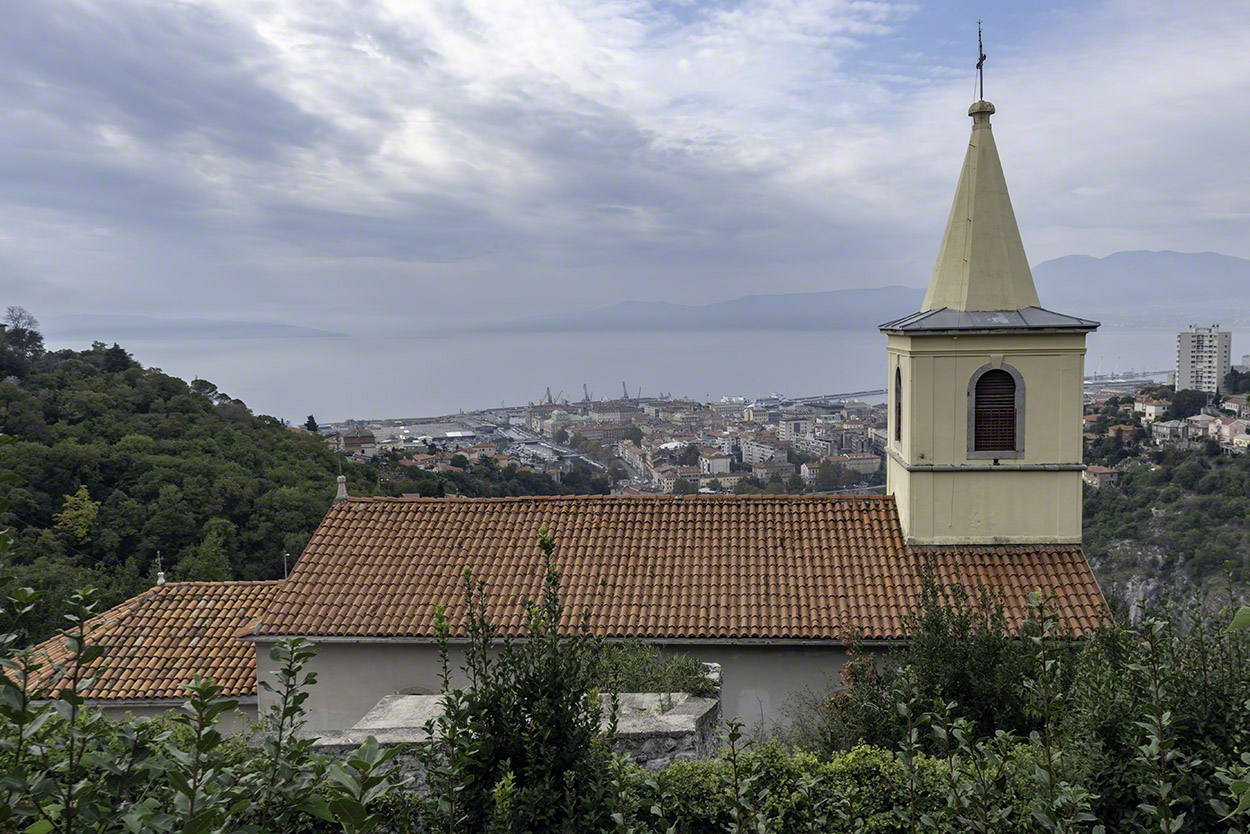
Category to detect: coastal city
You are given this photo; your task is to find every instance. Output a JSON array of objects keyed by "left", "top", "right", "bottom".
[{"left": 307, "top": 324, "right": 1250, "bottom": 497}]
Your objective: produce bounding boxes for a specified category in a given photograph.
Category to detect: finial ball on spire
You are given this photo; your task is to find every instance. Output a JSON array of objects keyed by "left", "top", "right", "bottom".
[{"left": 969, "top": 99, "right": 995, "bottom": 129}]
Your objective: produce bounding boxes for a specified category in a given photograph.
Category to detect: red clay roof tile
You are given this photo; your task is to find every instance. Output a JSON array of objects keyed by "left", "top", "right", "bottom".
[
  {"left": 25, "top": 581, "right": 280, "bottom": 701},
  {"left": 246, "top": 496, "right": 1107, "bottom": 641}
]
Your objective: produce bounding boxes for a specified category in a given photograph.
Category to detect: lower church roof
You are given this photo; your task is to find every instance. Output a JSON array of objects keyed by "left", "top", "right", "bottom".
[
  {"left": 24, "top": 580, "right": 280, "bottom": 702},
  {"left": 244, "top": 495, "right": 1108, "bottom": 641},
  {"left": 16, "top": 496, "right": 1108, "bottom": 703}
]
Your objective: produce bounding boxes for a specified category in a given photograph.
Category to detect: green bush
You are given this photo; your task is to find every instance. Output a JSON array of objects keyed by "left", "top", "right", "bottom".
[
  {"left": 416, "top": 526, "right": 619, "bottom": 834},
  {"left": 590, "top": 642, "right": 716, "bottom": 697},
  {"left": 0, "top": 588, "right": 406, "bottom": 834}
]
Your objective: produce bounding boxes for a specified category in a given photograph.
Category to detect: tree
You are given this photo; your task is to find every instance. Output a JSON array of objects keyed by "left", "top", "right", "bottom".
[
  {"left": 53, "top": 485, "right": 99, "bottom": 544},
  {"left": 677, "top": 444, "right": 700, "bottom": 467},
  {"left": 673, "top": 478, "right": 697, "bottom": 494},
  {"left": 706, "top": 478, "right": 722, "bottom": 492},
  {"left": 3, "top": 305, "right": 44, "bottom": 359},
  {"left": 189, "top": 378, "right": 219, "bottom": 399},
  {"left": 787, "top": 448, "right": 817, "bottom": 466},
  {"left": 4, "top": 305, "right": 37, "bottom": 331},
  {"left": 1167, "top": 389, "right": 1208, "bottom": 420},
  {"left": 174, "top": 519, "right": 235, "bottom": 582},
  {"left": 102, "top": 343, "right": 133, "bottom": 373},
  {"left": 624, "top": 425, "right": 643, "bottom": 447},
  {"left": 304, "top": 414, "right": 319, "bottom": 432},
  {"left": 450, "top": 454, "right": 469, "bottom": 468},
  {"left": 786, "top": 473, "right": 806, "bottom": 492},
  {"left": 815, "top": 462, "right": 855, "bottom": 491},
  {"left": 1226, "top": 369, "right": 1250, "bottom": 395},
  {"left": 554, "top": 428, "right": 569, "bottom": 444}
]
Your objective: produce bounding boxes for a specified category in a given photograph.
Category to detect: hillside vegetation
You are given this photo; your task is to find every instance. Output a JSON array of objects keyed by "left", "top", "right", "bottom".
[
  {"left": 1083, "top": 435, "right": 1250, "bottom": 612},
  {"left": 0, "top": 311, "right": 604, "bottom": 640}
]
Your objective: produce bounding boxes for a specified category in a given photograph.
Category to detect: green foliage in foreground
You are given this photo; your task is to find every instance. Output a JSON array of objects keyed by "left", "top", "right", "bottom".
[
  {"left": 0, "top": 482, "right": 405, "bottom": 834},
  {"left": 779, "top": 577, "right": 1250, "bottom": 834}
]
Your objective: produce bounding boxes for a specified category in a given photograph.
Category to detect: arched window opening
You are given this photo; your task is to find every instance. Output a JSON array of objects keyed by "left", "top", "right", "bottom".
[
  {"left": 973, "top": 369, "right": 1017, "bottom": 452},
  {"left": 894, "top": 367, "right": 902, "bottom": 443}
]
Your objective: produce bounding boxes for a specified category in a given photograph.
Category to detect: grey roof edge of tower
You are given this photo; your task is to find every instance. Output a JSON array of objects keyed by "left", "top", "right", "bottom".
[{"left": 879, "top": 306, "right": 1101, "bottom": 334}]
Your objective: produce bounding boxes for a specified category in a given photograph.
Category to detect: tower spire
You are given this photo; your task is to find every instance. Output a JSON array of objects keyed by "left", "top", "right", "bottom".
[
  {"left": 977, "top": 21, "right": 986, "bottom": 102},
  {"left": 920, "top": 96, "right": 1041, "bottom": 313}
]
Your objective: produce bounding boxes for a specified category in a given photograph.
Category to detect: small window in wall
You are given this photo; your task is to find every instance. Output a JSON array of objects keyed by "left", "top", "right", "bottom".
[
  {"left": 894, "top": 367, "right": 902, "bottom": 442},
  {"left": 968, "top": 364, "right": 1024, "bottom": 458},
  {"left": 974, "top": 370, "right": 1016, "bottom": 450}
]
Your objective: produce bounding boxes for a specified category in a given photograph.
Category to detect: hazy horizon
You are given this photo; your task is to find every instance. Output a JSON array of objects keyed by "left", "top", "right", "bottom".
[{"left": 33, "top": 325, "right": 1220, "bottom": 425}]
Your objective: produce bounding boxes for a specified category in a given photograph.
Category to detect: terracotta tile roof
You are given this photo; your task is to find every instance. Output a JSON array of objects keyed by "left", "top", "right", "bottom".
[
  {"left": 25, "top": 581, "right": 280, "bottom": 702},
  {"left": 906, "top": 545, "right": 1106, "bottom": 636},
  {"left": 245, "top": 496, "right": 1107, "bottom": 642}
]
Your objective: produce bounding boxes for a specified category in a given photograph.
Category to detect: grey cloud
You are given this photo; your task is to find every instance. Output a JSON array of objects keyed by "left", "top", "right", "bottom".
[
  {"left": 0, "top": 2, "right": 329, "bottom": 158},
  {"left": 1, "top": 0, "right": 1243, "bottom": 336},
  {"left": 259, "top": 199, "right": 526, "bottom": 262}
]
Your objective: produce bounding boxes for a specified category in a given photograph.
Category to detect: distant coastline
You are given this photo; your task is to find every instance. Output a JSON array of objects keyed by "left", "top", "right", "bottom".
[
  {"left": 44, "top": 315, "right": 349, "bottom": 341},
  {"left": 485, "top": 250, "right": 1250, "bottom": 333}
]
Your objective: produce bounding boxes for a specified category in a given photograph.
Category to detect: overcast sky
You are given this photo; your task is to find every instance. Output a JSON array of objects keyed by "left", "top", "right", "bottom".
[{"left": 3, "top": 0, "right": 1249, "bottom": 335}]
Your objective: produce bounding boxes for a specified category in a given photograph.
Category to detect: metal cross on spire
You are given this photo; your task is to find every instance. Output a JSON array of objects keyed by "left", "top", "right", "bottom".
[{"left": 976, "top": 20, "right": 987, "bottom": 101}]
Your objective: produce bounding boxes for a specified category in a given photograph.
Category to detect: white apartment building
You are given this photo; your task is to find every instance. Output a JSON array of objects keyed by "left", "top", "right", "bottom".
[
  {"left": 740, "top": 436, "right": 784, "bottom": 465},
  {"left": 1133, "top": 398, "right": 1170, "bottom": 423},
  {"left": 777, "top": 417, "right": 814, "bottom": 442},
  {"left": 698, "top": 453, "right": 733, "bottom": 475},
  {"left": 1177, "top": 325, "right": 1231, "bottom": 393}
]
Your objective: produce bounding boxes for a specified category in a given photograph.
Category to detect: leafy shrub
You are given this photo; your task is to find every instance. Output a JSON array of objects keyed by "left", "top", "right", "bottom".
[
  {"left": 590, "top": 642, "right": 716, "bottom": 697},
  {"left": 787, "top": 571, "right": 1076, "bottom": 755},
  {"left": 0, "top": 537, "right": 405, "bottom": 834},
  {"left": 416, "top": 525, "right": 619, "bottom": 833}
]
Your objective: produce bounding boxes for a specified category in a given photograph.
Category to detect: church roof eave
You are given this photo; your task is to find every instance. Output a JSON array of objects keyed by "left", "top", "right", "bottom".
[{"left": 879, "top": 306, "right": 1100, "bottom": 335}]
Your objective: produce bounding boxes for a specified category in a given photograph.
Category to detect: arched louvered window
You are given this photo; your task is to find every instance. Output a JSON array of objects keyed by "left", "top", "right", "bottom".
[
  {"left": 973, "top": 369, "right": 1017, "bottom": 452},
  {"left": 894, "top": 367, "right": 902, "bottom": 443}
]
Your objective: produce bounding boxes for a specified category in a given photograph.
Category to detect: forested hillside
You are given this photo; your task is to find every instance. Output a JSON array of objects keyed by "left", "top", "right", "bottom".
[
  {"left": 1084, "top": 443, "right": 1250, "bottom": 612},
  {"left": 0, "top": 310, "right": 604, "bottom": 640}
]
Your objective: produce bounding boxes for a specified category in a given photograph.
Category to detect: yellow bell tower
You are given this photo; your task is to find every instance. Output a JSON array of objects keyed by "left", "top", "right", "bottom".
[{"left": 880, "top": 100, "right": 1099, "bottom": 545}]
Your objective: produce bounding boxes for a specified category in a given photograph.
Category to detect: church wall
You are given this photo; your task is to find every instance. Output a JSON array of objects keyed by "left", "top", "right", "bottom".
[
  {"left": 99, "top": 703, "right": 257, "bottom": 735},
  {"left": 256, "top": 640, "right": 852, "bottom": 734},
  {"left": 901, "top": 468, "right": 1084, "bottom": 544},
  {"left": 887, "top": 331, "right": 1087, "bottom": 544},
  {"left": 889, "top": 332, "right": 1087, "bottom": 467}
]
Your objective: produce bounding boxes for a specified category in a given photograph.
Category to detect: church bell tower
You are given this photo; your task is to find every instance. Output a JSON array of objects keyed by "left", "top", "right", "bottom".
[{"left": 880, "top": 99, "right": 1099, "bottom": 545}]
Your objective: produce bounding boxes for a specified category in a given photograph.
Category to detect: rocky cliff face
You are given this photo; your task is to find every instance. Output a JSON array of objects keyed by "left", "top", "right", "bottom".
[{"left": 1088, "top": 539, "right": 1247, "bottom": 624}]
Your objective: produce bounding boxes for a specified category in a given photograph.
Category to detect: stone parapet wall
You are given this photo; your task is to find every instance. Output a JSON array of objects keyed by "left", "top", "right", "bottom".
[{"left": 312, "top": 662, "right": 723, "bottom": 774}]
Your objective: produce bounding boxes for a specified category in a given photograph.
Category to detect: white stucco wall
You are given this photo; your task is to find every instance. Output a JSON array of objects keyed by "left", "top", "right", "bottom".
[
  {"left": 98, "top": 702, "right": 257, "bottom": 735},
  {"left": 255, "top": 640, "right": 852, "bottom": 733}
]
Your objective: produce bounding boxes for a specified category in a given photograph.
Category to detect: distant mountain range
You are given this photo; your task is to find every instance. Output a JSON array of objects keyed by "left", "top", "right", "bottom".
[
  {"left": 494, "top": 285, "right": 925, "bottom": 333},
  {"left": 494, "top": 251, "right": 1250, "bottom": 332},
  {"left": 1032, "top": 250, "right": 1250, "bottom": 325},
  {"left": 44, "top": 315, "right": 348, "bottom": 341}
]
